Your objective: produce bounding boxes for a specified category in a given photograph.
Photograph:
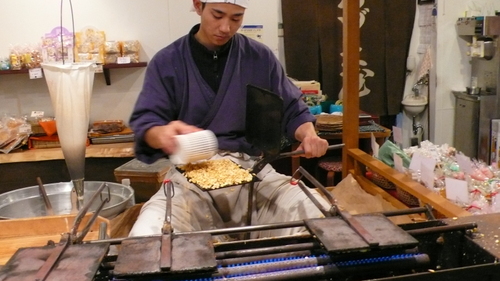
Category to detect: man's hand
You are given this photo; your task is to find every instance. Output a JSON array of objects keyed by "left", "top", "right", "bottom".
[
  {"left": 294, "top": 122, "right": 328, "bottom": 158},
  {"left": 144, "top": 121, "right": 202, "bottom": 155}
]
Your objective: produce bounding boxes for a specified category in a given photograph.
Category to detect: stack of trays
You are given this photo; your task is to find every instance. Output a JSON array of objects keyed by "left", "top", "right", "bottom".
[{"left": 315, "top": 114, "right": 343, "bottom": 132}]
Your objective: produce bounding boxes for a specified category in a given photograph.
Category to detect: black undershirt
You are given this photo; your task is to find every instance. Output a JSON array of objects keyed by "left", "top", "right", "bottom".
[{"left": 189, "top": 24, "right": 232, "bottom": 93}]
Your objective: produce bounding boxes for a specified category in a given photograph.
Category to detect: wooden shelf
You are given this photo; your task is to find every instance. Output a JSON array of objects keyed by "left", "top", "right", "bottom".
[
  {"left": 0, "top": 62, "right": 148, "bottom": 86},
  {"left": 0, "top": 142, "right": 135, "bottom": 164},
  {"left": 0, "top": 69, "right": 30, "bottom": 75},
  {"left": 102, "top": 62, "right": 147, "bottom": 85}
]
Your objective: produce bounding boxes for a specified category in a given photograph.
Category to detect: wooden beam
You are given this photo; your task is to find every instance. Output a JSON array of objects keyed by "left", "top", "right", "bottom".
[{"left": 342, "top": 0, "right": 360, "bottom": 178}]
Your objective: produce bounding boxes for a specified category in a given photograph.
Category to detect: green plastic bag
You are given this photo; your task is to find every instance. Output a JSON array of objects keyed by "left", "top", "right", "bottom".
[{"left": 377, "top": 140, "right": 411, "bottom": 168}]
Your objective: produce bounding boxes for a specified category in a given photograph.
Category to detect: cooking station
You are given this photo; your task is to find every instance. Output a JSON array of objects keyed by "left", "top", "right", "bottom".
[
  {"left": 3, "top": 202, "right": 500, "bottom": 281},
  {"left": 2, "top": 72, "right": 500, "bottom": 280}
]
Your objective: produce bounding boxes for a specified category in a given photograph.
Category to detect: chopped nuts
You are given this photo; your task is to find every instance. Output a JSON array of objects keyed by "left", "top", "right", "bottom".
[{"left": 179, "top": 159, "right": 254, "bottom": 190}]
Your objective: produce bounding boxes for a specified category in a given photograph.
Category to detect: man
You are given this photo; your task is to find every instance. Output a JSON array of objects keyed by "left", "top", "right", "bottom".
[{"left": 128, "top": 0, "right": 330, "bottom": 239}]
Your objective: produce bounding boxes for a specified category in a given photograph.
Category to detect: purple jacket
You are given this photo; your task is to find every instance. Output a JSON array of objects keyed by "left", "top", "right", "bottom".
[{"left": 130, "top": 29, "right": 314, "bottom": 164}]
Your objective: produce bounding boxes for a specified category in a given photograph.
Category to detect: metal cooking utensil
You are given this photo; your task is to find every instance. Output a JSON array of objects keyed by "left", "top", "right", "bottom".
[
  {"left": 160, "top": 180, "right": 173, "bottom": 270},
  {"left": 292, "top": 166, "right": 378, "bottom": 248},
  {"left": 251, "top": 143, "right": 345, "bottom": 175},
  {"left": 36, "top": 177, "right": 54, "bottom": 216},
  {"left": 245, "top": 85, "right": 344, "bottom": 175},
  {"left": 71, "top": 182, "right": 110, "bottom": 244},
  {"left": 31, "top": 183, "right": 111, "bottom": 281},
  {"left": 245, "top": 84, "right": 284, "bottom": 158},
  {"left": 114, "top": 180, "right": 217, "bottom": 276}
]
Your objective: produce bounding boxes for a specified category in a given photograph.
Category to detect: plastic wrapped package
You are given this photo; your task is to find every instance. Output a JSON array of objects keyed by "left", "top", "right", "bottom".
[
  {"left": 122, "top": 52, "right": 140, "bottom": 63},
  {"left": 92, "top": 120, "right": 124, "bottom": 134},
  {"left": 104, "top": 53, "right": 120, "bottom": 64},
  {"left": 41, "top": 26, "right": 74, "bottom": 63},
  {"left": 0, "top": 114, "right": 31, "bottom": 154},
  {"left": 120, "top": 40, "right": 140, "bottom": 63},
  {"left": 105, "top": 41, "right": 121, "bottom": 54},
  {"left": 38, "top": 117, "right": 57, "bottom": 136},
  {"left": 75, "top": 27, "right": 106, "bottom": 64},
  {"left": 120, "top": 40, "right": 140, "bottom": 53},
  {"left": 9, "top": 46, "right": 22, "bottom": 70},
  {"left": 22, "top": 44, "right": 42, "bottom": 69},
  {"left": 0, "top": 57, "right": 11, "bottom": 70}
]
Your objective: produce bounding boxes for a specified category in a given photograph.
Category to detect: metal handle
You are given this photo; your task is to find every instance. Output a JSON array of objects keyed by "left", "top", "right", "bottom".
[
  {"left": 252, "top": 143, "right": 345, "bottom": 175},
  {"left": 36, "top": 177, "right": 54, "bottom": 216},
  {"left": 162, "top": 180, "right": 174, "bottom": 235},
  {"left": 279, "top": 143, "right": 345, "bottom": 158},
  {"left": 70, "top": 182, "right": 110, "bottom": 240},
  {"left": 291, "top": 166, "right": 378, "bottom": 247}
]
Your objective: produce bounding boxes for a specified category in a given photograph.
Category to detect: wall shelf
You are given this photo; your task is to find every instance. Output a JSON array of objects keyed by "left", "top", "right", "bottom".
[
  {"left": 0, "top": 61, "right": 148, "bottom": 85},
  {"left": 0, "top": 69, "right": 30, "bottom": 75},
  {"left": 102, "top": 62, "right": 147, "bottom": 85}
]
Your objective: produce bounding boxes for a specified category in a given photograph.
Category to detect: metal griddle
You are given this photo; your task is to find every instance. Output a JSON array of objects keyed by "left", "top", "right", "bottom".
[
  {"left": 1, "top": 243, "right": 109, "bottom": 281},
  {"left": 0, "top": 183, "right": 111, "bottom": 281},
  {"left": 305, "top": 214, "right": 419, "bottom": 253},
  {"left": 113, "top": 181, "right": 217, "bottom": 277}
]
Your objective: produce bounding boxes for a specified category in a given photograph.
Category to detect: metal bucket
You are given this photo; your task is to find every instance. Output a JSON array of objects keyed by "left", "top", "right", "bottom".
[{"left": 0, "top": 181, "right": 134, "bottom": 219}]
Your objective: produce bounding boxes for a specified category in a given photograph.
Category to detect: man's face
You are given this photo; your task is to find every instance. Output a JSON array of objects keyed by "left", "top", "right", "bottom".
[{"left": 194, "top": 1, "right": 245, "bottom": 50}]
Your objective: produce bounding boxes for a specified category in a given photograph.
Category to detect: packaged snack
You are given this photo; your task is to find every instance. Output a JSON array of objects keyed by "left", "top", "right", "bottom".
[
  {"left": 75, "top": 26, "right": 106, "bottom": 64},
  {"left": 92, "top": 120, "right": 124, "bottom": 134},
  {"left": 31, "top": 44, "right": 43, "bottom": 68},
  {"left": 0, "top": 57, "right": 10, "bottom": 70},
  {"left": 105, "top": 53, "right": 120, "bottom": 64},
  {"left": 122, "top": 52, "right": 140, "bottom": 63},
  {"left": 105, "top": 41, "right": 121, "bottom": 54},
  {"left": 9, "top": 45, "right": 22, "bottom": 70},
  {"left": 120, "top": 40, "right": 141, "bottom": 63},
  {"left": 121, "top": 40, "right": 140, "bottom": 53},
  {"left": 41, "top": 26, "right": 74, "bottom": 63},
  {"left": 0, "top": 114, "right": 31, "bottom": 154},
  {"left": 38, "top": 117, "right": 57, "bottom": 137}
]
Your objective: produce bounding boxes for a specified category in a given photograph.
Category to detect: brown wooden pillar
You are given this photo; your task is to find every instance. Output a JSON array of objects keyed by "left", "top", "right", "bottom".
[{"left": 342, "top": 0, "right": 360, "bottom": 178}]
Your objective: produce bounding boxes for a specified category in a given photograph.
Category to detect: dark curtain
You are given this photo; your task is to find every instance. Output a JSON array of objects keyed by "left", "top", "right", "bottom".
[{"left": 282, "top": 0, "right": 416, "bottom": 120}]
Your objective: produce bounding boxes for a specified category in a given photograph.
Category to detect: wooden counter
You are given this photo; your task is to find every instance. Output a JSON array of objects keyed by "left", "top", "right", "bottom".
[
  {"left": 0, "top": 142, "right": 135, "bottom": 164},
  {"left": 0, "top": 143, "right": 135, "bottom": 194}
]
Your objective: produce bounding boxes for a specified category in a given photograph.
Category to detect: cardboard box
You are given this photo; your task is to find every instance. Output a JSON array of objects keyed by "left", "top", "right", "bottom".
[{"left": 292, "top": 80, "right": 321, "bottom": 92}]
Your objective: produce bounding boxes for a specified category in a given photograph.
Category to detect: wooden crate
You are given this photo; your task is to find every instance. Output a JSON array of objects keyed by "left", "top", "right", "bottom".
[
  {"left": 0, "top": 213, "right": 110, "bottom": 265},
  {"left": 114, "top": 158, "right": 171, "bottom": 203}
]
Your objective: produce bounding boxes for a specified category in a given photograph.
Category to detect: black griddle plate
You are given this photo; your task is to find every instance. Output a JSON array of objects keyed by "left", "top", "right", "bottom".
[
  {"left": 113, "top": 233, "right": 217, "bottom": 277},
  {"left": 305, "top": 213, "right": 419, "bottom": 254},
  {"left": 1, "top": 243, "right": 109, "bottom": 281}
]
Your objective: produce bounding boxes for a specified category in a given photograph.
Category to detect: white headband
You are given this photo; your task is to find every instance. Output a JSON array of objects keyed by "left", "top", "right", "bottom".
[{"left": 200, "top": 0, "right": 249, "bottom": 8}]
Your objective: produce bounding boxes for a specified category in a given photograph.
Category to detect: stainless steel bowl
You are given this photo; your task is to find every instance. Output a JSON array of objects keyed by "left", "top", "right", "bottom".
[{"left": 0, "top": 181, "right": 134, "bottom": 219}]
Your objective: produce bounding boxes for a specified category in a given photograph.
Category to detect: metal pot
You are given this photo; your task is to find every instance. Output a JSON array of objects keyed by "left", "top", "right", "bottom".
[{"left": 0, "top": 181, "right": 134, "bottom": 219}]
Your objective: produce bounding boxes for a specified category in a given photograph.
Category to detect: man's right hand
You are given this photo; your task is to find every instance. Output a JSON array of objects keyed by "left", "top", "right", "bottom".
[{"left": 144, "top": 120, "right": 202, "bottom": 155}]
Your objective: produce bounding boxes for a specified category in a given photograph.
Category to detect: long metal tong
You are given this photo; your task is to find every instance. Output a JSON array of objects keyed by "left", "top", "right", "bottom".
[
  {"left": 251, "top": 143, "right": 345, "bottom": 175},
  {"left": 160, "top": 180, "right": 174, "bottom": 270},
  {"left": 291, "top": 166, "right": 378, "bottom": 247},
  {"left": 34, "top": 182, "right": 110, "bottom": 281}
]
